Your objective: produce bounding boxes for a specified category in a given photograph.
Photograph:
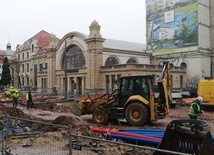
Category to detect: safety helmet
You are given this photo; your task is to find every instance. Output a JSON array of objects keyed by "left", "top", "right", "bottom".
[{"left": 196, "top": 96, "right": 203, "bottom": 102}]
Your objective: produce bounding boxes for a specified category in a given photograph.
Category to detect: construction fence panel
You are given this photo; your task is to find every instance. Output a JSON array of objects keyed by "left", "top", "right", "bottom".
[
  {"left": 0, "top": 115, "right": 191, "bottom": 155},
  {"left": 69, "top": 133, "right": 190, "bottom": 155},
  {"left": 0, "top": 116, "right": 71, "bottom": 155},
  {"left": 0, "top": 115, "right": 7, "bottom": 154}
]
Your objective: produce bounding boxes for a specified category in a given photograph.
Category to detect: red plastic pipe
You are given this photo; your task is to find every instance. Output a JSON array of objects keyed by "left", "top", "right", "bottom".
[{"left": 92, "top": 127, "right": 161, "bottom": 141}]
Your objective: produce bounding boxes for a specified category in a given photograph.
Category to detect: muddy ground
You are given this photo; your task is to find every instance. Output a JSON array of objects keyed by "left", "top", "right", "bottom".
[{"left": 1, "top": 99, "right": 214, "bottom": 154}]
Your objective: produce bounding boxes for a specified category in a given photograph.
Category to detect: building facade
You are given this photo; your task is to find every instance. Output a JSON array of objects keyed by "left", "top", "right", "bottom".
[
  {"left": 8, "top": 0, "right": 214, "bottom": 95},
  {"left": 11, "top": 20, "right": 186, "bottom": 96},
  {"left": 10, "top": 30, "right": 59, "bottom": 89},
  {"left": 146, "top": 0, "right": 213, "bottom": 89},
  {"left": 211, "top": 0, "right": 214, "bottom": 77}
]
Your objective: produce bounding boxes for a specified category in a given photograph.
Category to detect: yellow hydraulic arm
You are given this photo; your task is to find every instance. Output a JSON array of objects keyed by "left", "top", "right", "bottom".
[{"left": 157, "top": 61, "right": 172, "bottom": 115}]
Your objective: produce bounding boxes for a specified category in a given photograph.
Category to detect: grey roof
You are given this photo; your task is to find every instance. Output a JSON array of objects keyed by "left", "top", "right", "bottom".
[
  {"left": 7, "top": 42, "right": 11, "bottom": 47},
  {"left": 103, "top": 39, "right": 146, "bottom": 52},
  {"left": 71, "top": 31, "right": 146, "bottom": 52},
  {"left": 4, "top": 49, "right": 14, "bottom": 56},
  {"left": 65, "top": 31, "right": 88, "bottom": 40},
  {"left": 4, "top": 42, "right": 14, "bottom": 56}
]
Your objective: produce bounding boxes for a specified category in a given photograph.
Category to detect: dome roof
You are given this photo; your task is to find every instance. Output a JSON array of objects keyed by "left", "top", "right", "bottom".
[
  {"left": 4, "top": 42, "right": 14, "bottom": 56},
  {"left": 7, "top": 42, "right": 11, "bottom": 47}
]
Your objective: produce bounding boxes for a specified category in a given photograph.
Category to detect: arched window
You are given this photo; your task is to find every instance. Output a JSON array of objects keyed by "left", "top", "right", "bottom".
[
  {"left": 62, "top": 45, "right": 85, "bottom": 69},
  {"left": 180, "top": 62, "right": 187, "bottom": 68},
  {"left": 105, "top": 57, "right": 119, "bottom": 66},
  {"left": 127, "top": 58, "right": 137, "bottom": 64},
  {"left": 32, "top": 44, "right": 34, "bottom": 53}
]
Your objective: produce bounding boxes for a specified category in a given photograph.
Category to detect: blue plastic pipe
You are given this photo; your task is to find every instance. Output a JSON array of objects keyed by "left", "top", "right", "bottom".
[{"left": 109, "top": 134, "right": 160, "bottom": 146}]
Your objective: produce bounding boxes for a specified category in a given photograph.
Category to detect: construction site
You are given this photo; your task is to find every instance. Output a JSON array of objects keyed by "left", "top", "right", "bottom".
[
  {"left": 0, "top": 86, "right": 214, "bottom": 155},
  {"left": 0, "top": 0, "right": 213, "bottom": 154}
]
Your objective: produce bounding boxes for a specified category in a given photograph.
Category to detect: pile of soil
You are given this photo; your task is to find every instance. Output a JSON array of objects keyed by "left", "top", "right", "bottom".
[
  {"left": 0, "top": 103, "right": 93, "bottom": 134},
  {"left": 0, "top": 105, "right": 38, "bottom": 120},
  {"left": 0, "top": 105, "right": 24, "bottom": 117},
  {"left": 36, "top": 115, "right": 92, "bottom": 135}
]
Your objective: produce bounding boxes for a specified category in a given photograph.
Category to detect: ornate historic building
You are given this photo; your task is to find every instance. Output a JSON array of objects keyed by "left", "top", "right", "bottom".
[
  {"left": 11, "top": 21, "right": 186, "bottom": 96},
  {"left": 10, "top": 30, "right": 59, "bottom": 89},
  {"left": 10, "top": 0, "right": 214, "bottom": 95}
]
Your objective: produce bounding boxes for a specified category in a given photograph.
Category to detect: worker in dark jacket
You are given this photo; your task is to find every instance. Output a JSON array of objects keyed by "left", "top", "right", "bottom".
[
  {"left": 26, "top": 91, "right": 34, "bottom": 109},
  {"left": 188, "top": 96, "right": 203, "bottom": 119}
]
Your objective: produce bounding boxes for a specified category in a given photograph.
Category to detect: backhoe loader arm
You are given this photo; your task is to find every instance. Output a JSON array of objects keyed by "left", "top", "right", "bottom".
[{"left": 157, "top": 61, "right": 172, "bottom": 114}]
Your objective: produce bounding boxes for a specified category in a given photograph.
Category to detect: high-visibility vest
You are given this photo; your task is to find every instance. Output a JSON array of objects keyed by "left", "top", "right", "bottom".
[
  {"left": 188, "top": 102, "right": 200, "bottom": 116},
  {"left": 26, "top": 93, "right": 29, "bottom": 100},
  {"left": 13, "top": 93, "right": 19, "bottom": 99},
  {"left": 5, "top": 90, "right": 11, "bottom": 96}
]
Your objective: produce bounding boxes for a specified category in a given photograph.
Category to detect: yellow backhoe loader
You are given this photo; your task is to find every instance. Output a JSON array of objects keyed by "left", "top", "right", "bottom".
[{"left": 72, "top": 61, "right": 172, "bottom": 126}]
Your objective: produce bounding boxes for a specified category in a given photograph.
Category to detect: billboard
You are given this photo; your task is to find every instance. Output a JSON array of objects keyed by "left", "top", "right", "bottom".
[{"left": 146, "top": 0, "right": 198, "bottom": 56}]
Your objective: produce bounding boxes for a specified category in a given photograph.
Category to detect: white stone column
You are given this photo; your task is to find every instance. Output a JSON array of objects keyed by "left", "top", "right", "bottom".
[
  {"left": 67, "top": 76, "right": 70, "bottom": 96},
  {"left": 81, "top": 76, "right": 84, "bottom": 95}
]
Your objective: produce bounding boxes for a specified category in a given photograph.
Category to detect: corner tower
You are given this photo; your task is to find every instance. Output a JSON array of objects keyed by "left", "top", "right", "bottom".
[{"left": 85, "top": 20, "right": 105, "bottom": 91}]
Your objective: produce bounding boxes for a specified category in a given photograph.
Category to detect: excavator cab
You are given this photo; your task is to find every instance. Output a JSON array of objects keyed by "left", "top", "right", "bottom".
[{"left": 117, "top": 75, "right": 152, "bottom": 107}]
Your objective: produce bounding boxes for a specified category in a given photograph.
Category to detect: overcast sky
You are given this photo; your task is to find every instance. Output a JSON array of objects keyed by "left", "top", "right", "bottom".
[{"left": 0, "top": 0, "right": 146, "bottom": 50}]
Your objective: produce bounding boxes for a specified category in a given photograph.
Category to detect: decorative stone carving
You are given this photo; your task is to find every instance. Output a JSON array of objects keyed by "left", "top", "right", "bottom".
[
  {"left": 49, "top": 33, "right": 58, "bottom": 48},
  {"left": 89, "top": 20, "right": 102, "bottom": 38}
]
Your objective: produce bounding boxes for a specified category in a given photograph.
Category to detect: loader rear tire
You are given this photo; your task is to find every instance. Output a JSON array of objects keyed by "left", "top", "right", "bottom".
[
  {"left": 125, "top": 102, "right": 149, "bottom": 126},
  {"left": 93, "top": 109, "right": 108, "bottom": 124}
]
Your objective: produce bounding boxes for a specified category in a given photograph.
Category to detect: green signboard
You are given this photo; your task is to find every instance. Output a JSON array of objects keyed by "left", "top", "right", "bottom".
[
  {"left": 152, "top": 46, "right": 198, "bottom": 56},
  {"left": 146, "top": 0, "right": 198, "bottom": 55}
]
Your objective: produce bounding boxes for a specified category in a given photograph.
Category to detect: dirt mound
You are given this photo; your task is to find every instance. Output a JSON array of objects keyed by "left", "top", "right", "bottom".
[
  {"left": 0, "top": 105, "right": 40, "bottom": 120},
  {"left": 50, "top": 102, "right": 76, "bottom": 113},
  {"left": 36, "top": 115, "right": 92, "bottom": 135},
  {"left": 0, "top": 105, "right": 26, "bottom": 118}
]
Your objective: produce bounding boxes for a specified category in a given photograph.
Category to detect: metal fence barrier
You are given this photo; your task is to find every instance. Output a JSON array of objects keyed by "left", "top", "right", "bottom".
[
  {"left": 0, "top": 115, "right": 191, "bottom": 155},
  {"left": 0, "top": 115, "right": 71, "bottom": 155},
  {"left": 70, "top": 134, "right": 191, "bottom": 155}
]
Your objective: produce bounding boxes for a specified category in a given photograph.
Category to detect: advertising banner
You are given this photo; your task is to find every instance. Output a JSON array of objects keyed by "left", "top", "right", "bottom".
[{"left": 146, "top": 0, "right": 198, "bottom": 56}]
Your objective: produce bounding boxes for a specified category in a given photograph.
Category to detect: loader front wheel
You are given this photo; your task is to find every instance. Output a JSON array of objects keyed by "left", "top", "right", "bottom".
[
  {"left": 125, "top": 102, "right": 149, "bottom": 126},
  {"left": 93, "top": 109, "right": 108, "bottom": 124}
]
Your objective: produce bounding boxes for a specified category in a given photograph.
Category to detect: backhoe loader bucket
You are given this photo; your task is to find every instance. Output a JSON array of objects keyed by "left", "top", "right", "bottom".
[
  {"left": 71, "top": 93, "right": 93, "bottom": 116},
  {"left": 71, "top": 105, "right": 82, "bottom": 116},
  {"left": 154, "top": 119, "right": 214, "bottom": 155}
]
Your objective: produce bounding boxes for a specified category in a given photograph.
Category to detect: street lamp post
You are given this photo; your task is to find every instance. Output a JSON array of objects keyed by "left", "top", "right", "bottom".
[
  {"left": 64, "top": 41, "right": 68, "bottom": 99},
  {"left": 10, "top": 67, "right": 14, "bottom": 86}
]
